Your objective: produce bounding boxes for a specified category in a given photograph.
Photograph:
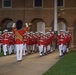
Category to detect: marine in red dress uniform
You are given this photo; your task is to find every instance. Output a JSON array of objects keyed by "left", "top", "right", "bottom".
[
  {"left": 57, "top": 30, "right": 65, "bottom": 56},
  {"left": 12, "top": 20, "right": 28, "bottom": 62},
  {"left": 3, "top": 29, "right": 10, "bottom": 55},
  {"left": 38, "top": 32, "right": 45, "bottom": 56},
  {"left": 8, "top": 32, "right": 15, "bottom": 54}
]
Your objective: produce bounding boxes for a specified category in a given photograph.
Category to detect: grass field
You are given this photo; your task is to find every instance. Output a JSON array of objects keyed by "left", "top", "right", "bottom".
[
  {"left": 43, "top": 50, "right": 76, "bottom": 75},
  {"left": 0, "top": 52, "right": 4, "bottom": 57}
]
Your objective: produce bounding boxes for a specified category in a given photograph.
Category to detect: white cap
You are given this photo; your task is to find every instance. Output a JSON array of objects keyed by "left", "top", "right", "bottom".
[
  {"left": 3, "top": 29, "right": 8, "bottom": 32},
  {"left": 49, "top": 30, "right": 52, "bottom": 31},
  {"left": 60, "top": 30, "right": 64, "bottom": 32},
  {"left": 33, "top": 33, "right": 35, "bottom": 34},
  {"left": 46, "top": 32, "right": 48, "bottom": 35},
  {"left": 27, "top": 32, "right": 30, "bottom": 35},
  {"left": 46, "top": 32, "right": 50, "bottom": 34},
  {"left": 43, "top": 33, "right": 46, "bottom": 35},
  {"left": 30, "top": 32, "right": 33, "bottom": 34},
  {"left": 40, "top": 32, "right": 43, "bottom": 34},
  {"left": 35, "top": 32, "right": 38, "bottom": 34},
  {"left": 52, "top": 32, "right": 54, "bottom": 34},
  {"left": 9, "top": 32, "right": 13, "bottom": 34}
]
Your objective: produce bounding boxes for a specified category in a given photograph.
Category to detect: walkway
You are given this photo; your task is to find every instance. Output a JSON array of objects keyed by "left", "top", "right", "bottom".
[{"left": 0, "top": 51, "right": 59, "bottom": 75}]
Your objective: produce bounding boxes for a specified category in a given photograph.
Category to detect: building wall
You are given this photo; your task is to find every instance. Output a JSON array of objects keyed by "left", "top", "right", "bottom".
[
  {"left": 0, "top": 0, "right": 76, "bottom": 46},
  {"left": 65, "top": 0, "right": 76, "bottom": 7}
]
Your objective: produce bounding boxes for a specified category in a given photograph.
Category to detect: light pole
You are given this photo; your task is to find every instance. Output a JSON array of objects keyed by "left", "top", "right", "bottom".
[
  {"left": 54, "top": 0, "right": 58, "bottom": 48},
  {"left": 54, "top": 0, "right": 58, "bottom": 34}
]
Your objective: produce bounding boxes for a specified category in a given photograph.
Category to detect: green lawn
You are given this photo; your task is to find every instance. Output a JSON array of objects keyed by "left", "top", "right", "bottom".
[
  {"left": 0, "top": 49, "right": 15, "bottom": 57},
  {"left": 43, "top": 50, "right": 76, "bottom": 75},
  {"left": 0, "top": 52, "right": 4, "bottom": 57}
]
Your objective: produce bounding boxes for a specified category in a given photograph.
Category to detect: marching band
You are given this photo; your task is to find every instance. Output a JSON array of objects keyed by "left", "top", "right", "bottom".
[{"left": 0, "top": 21, "right": 72, "bottom": 62}]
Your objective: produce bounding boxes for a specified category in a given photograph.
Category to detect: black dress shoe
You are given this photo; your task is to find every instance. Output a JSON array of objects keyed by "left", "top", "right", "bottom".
[
  {"left": 40, "top": 55, "right": 43, "bottom": 57},
  {"left": 44, "top": 53, "right": 47, "bottom": 55},
  {"left": 59, "top": 55, "right": 63, "bottom": 57},
  {"left": 17, "top": 60, "right": 22, "bottom": 62}
]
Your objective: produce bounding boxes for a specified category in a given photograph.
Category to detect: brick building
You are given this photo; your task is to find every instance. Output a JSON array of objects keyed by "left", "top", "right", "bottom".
[{"left": 0, "top": 0, "right": 76, "bottom": 47}]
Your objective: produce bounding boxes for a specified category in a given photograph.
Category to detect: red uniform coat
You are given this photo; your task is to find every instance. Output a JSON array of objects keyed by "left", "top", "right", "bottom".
[
  {"left": 32, "top": 35, "right": 37, "bottom": 44},
  {"left": 57, "top": 34, "right": 65, "bottom": 45},
  {"left": 12, "top": 27, "right": 28, "bottom": 44},
  {"left": 38, "top": 36, "right": 45, "bottom": 46},
  {"left": 9, "top": 34, "right": 15, "bottom": 45},
  {"left": 3, "top": 33, "right": 10, "bottom": 45},
  {"left": 0, "top": 34, "right": 3, "bottom": 43}
]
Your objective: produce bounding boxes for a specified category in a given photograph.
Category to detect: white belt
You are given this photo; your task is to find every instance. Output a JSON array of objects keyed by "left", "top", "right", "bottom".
[{"left": 4, "top": 39, "right": 8, "bottom": 40}]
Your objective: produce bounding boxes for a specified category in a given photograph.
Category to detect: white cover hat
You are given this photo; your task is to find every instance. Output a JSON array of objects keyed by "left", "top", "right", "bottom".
[
  {"left": 40, "top": 32, "right": 43, "bottom": 34},
  {"left": 60, "top": 30, "right": 64, "bottom": 32},
  {"left": 9, "top": 32, "right": 13, "bottom": 34},
  {"left": 3, "top": 29, "right": 8, "bottom": 32}
]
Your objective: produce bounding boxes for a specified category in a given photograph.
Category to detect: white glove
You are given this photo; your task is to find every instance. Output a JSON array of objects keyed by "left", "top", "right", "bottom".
[
  {"left": 25, "top": 23, "right": 28, "bottom": 27},
  {"left": 12, "top": 23, "right": 15, "bottom": 27}
]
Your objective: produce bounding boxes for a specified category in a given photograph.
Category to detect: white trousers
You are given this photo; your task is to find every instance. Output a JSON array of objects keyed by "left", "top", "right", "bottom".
[
  {"left": 47, "top": 45, "right": 51, "bottom": 51},
  {"left": 3, "top": 44, "right": 8, "bottom": 55},
  {"left": 59, "top": 44, "right": 63, "bottom": 56},
  {"left": 39, "top": 45, "right": 43, "bottom": 56},
  {"left": 30, "top": 45, "right": 33, "bottom": 51},
  {"left": 66, "top": 48, "right": 69, "bottom": 52},
  {"left": 0, "top": 43, "right": 2, "bottom": 52},
  {"left": 63, "top": 45, "right": 67, "bottom": 53},
  {"left": 8, "top": 45, "right": 14, "bottom": 54},
  {"left": 16, "top": 44, "right": 23, "bottom": 61},
  {"left": 23, "top": 44, "right": 27, "bottom": 55},
  {"left": 44, "top": 46, "right": 46, "bottom": 53},
  {"left": 14, "top": 44, "right": 16, "bottom": 53},
  {"left": 33, "top": 44, "right": 35, "bottom": 51},
  {"left": 52, "top": 45, "right": 55, "bottom": 51},
  {"left": 50, "top": 45, "right": 53, "bottom": 52}
]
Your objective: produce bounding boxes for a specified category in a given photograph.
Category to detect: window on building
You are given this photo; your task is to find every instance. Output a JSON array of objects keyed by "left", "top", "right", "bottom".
[
  {"left": 33, "top": 0, "right": 43, "bottom": 8},
  {"left": 57, "top": 0, "right": 64, "bottom": 7},
  {"left": 2, "top": 0, "right": 12, "bottom": 8}
]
